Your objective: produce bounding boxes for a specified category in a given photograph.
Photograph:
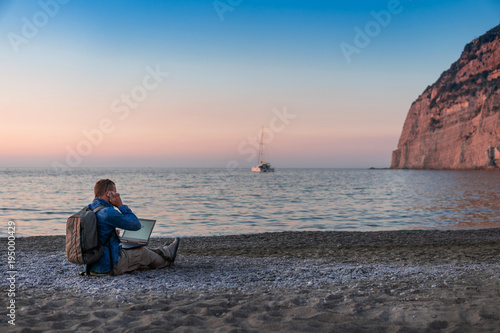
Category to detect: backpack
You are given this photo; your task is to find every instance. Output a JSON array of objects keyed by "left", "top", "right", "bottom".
[{"left": 66, "top": 206, "right": 114, "bottom": 266}]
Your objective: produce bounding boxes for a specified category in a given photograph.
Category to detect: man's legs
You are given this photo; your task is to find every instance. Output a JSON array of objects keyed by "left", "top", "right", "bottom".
[{"left": 112, "top": 238, "right": 180, "bottom": 275}]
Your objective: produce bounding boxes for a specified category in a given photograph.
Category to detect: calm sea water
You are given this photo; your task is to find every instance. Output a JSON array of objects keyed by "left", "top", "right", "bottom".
[{"left": 1, "top": 168, "right": 499, "bottom": 237}]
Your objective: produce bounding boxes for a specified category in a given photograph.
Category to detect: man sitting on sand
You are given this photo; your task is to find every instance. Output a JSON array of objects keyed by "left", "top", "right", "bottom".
[{"left": 87, "top": 179, "right": 179, "bottom": 276}]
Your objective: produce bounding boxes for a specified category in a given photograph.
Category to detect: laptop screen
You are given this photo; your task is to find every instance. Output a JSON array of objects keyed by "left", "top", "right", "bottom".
[{"left": 121, "top": 219, "right": 156, "bottom": 243}]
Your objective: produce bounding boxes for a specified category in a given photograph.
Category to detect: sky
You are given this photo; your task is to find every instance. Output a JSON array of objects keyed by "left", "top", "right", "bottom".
[{"left": 0, "top": 0, "right": 499, "bottom": 169}]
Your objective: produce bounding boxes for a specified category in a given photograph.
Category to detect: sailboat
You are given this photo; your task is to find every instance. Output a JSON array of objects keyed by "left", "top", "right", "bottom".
[{"left": 251, "top": 126, "right": 275, "bottom": 173}]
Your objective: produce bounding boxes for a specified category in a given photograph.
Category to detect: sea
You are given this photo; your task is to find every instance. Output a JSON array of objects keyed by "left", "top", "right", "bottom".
[{"left": 1, "top": 168, "right": 499, "bottom": 237}]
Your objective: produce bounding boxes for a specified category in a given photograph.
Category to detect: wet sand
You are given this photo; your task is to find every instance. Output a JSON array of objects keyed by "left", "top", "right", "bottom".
[{"left": 2, "top": 229, "right": 500, "bottom": 332}]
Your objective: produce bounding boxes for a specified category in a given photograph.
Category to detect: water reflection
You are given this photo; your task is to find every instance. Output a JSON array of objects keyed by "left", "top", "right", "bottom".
[{"left": 0, "top": 168, "right": 499, "bottom": 236}]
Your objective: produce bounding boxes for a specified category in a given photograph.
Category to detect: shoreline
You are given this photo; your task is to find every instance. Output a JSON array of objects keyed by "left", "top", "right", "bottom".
[
  {"left": 8, "top": 227, "right": 500, "bottom": 255},
  {"left": 2, "top": 229, "right": 500, "bottom": 332}
]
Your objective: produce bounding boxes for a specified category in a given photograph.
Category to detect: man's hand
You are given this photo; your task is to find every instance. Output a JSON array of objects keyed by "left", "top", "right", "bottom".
[{"left": 109, "top": 191, "right": 123, "bottom": 208}]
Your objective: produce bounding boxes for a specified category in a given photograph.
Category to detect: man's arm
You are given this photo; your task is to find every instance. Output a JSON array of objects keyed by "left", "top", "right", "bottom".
[
  {"left": 103, "top": 206, "right": 141, "bottom": 231},
  {"left": 105, "top": 192, "right": 141, "bottom": 231}
]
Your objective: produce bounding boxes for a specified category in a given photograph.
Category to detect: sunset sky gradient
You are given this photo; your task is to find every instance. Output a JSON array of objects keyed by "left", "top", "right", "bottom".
[{"left": 1, "top": 0, "right": 499, "bottom": 168}]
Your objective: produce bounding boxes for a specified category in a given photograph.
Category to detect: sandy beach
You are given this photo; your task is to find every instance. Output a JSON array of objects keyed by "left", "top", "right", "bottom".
[{"left": 2, "top": 229, "right": 500, "bottom": 332}]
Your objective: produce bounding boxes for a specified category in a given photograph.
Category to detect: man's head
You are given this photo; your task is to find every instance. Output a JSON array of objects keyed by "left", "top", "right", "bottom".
[{"left": 94, "top": 179, "right": 116, "bottom": 200}]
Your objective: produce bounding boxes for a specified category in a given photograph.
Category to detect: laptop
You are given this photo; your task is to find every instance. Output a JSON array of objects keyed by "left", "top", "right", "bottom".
[{"left": 120, "top": 218, "right": 156, "bottom": 249}]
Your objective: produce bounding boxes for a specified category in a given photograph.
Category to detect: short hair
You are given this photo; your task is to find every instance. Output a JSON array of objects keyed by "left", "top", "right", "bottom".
[{"left": 94, "top": 179, "right": 115, "bottom": 197}]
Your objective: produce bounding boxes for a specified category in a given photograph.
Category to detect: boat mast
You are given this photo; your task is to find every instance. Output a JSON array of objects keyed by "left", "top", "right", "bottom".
[{"left": 259, "top": 126, "right": 264, "bottom": 164}]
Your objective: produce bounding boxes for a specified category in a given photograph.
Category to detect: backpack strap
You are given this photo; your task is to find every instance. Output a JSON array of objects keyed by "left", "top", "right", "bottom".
[
  {"left": 85, "top": 205, "right": 115, "bottom": 276},
  {"left": 93, "top": 205, "right": 106, "bottom": 213},
  {"left": 85, "top": 229, "right": 117, "bottom": 276}
]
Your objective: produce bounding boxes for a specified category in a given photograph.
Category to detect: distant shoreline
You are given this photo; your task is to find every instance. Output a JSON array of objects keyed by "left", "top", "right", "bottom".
[{"left": 4, "top": 166, "right": 499, "bottom": 170}]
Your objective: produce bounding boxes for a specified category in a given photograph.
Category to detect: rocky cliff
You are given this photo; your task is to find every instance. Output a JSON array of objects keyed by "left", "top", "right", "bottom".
[{"left": 391, "top": 24, "right": 500, "bottom": 170}]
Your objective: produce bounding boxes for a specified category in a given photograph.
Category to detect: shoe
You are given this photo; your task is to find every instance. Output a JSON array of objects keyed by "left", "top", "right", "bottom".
[{"left": 165, "top": 237, "right": 180, "bottom": 263}]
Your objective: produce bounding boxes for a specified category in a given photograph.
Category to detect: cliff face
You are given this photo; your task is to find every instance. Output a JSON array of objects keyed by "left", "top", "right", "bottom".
[{"left": 391, "top": 24, "right": 500, "bottom": 170}]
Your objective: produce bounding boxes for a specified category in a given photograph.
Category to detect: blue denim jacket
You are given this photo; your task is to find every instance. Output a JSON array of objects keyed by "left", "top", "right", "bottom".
[{"left": 87, "top": 198, "right": 141, "bottom": 274}]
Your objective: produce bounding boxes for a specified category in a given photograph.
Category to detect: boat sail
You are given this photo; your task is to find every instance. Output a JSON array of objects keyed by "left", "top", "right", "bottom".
[{"left": 251, "top": 126, "right": 275, "bottom": 173}]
